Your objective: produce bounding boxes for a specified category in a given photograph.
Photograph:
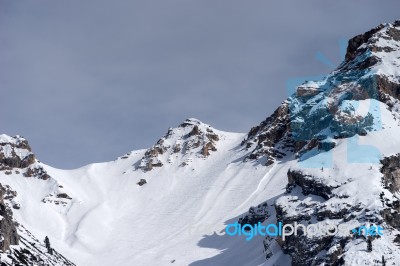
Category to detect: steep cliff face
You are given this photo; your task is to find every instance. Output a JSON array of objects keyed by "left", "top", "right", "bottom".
[
  {"left": 381, "top": 154, "right": 400, "bottom": 194},
  {"left": 380, "top": 154, "right": 400, "bottom": 230},
  {"left": 0, "top": 183, "right": 19, "bottom": 252},
  {"left": 242, "top": 103, "right": 292, "bottom": 166}
]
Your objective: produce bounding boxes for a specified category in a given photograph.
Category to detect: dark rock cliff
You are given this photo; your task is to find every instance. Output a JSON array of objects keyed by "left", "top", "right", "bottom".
[{"left": 0, "top": 184, "right": 19, "bottom": 252}]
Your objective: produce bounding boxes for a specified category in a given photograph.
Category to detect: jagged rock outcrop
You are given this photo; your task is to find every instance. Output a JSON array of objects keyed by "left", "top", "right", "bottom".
[
  {"left": 286, "top": 170, "right": 338, "bottom": 200},
  {"left": 0, "top": 134, "right": 51, "bottom": 180},
  {"left": 24, "top": 164, "right": 51, "bottom": 180},
  {"left": 381, "top": 154, "right": 400, "bottom": 194},
  {"left": 41, "top": 192, "right": 73, "bottom": 211},
  {"left": 0, "top": 135, "right": 35, "bottom": 170},
  {"left": 137, "top": 118, "right": 221, "bottom": 171},
  {"left": 345, "top": 23, "right": 387, "bottom": 63},
  {"left": 238, "top": 202, "right": 270, "bottom": 226},
  {"left": 242, "top": 103, "right": 291, "bottom": 166},
  {"left": 380, "top": 154, "right": 400, "bottom": 230},
  {"left": 0, "top": 184, "right": 19, "bottom": 252}
]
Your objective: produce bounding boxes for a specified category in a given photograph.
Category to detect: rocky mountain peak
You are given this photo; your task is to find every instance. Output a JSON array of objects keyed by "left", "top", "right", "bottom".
[
  {"left": 344, "top": 20, "right": 400, "bottom": 65},
  {"left": 242, "top": 21, "right": 400, "bottom": 167},
  {"left": 178, "top": 117, "right": 204, "bottom": 127},
  {"left": 0, "top": 134, "right": 50, "bottom": 180},
  {"left": 0, "top": 134, "right": 34, "bottom": 168},
  {"left": 137, "top": 118, "right": 221, "bottom": 171}
]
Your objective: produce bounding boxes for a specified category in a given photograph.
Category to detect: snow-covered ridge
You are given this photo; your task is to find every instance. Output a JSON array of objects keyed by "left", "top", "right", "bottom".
[{"left": 0, "top": 134, "right": 27, "bottom": 145}]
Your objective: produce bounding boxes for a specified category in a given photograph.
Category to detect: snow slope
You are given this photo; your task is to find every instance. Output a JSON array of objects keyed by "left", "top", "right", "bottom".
[{"left": 0, "top": 121, "right": 291, "bottom": 265}]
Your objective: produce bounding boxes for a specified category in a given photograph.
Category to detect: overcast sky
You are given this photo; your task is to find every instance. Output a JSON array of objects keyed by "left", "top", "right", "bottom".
[{"left": 1, "top": 0, "right": 399, "bottom": 169}]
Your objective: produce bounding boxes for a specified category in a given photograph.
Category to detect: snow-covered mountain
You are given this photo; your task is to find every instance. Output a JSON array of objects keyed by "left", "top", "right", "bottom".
[{"left": 1, "top": 20, "right": 400, "bottom": 266}]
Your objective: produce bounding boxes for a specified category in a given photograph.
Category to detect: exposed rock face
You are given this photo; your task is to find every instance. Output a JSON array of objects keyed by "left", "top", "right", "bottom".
[
  {"left": 344, "top": 21, "right": 400, "bottom": 71},
  {"left": 202, "top": 141, "right": 217, "bottom": 157},
  {"left": 24, "top": 164, "right": 51, "bottom": 180},
  {"left": 381, "top": 154, "right": 400, "bottom": 194},
  {"left": 0, "top": 135, "right": 35, "bottom": 169},
  {"left": 287, "top": 170, "right": 338, "bottom": 200},
  {"left": 242, "top": 103, "right": 292, "bottom": 165},
  {"left": 42, "top": 191, "right": 73, "bottom": 208},
  {"left": 380, "top": 154, "right": 400, "bottom": 230},
  {"left": 0, "top": 184, "right": 19, "bottom": 252},
  {"left": 0, "top": 134, "right": 51, "bottom": 180},
  {"left": 377, "top": 75, "right": 400, "bottom": 100},
  {"left": 277, "top": 233, "right": 337, "bottom": 266},
  {"left": 277, "top": 172, "right": 343, "bottom": 265},
  {"left": 137, "top": 118, "right": 221, "bottom": 171},
  {"left": 241, "top": 167, "right": 365, "bottom": 265},
  {"left": 238, "top": 202, "right": 270, "bottom": 226},
  {"left": 345, "top": 23, "right": 386, "bottom": 62}
]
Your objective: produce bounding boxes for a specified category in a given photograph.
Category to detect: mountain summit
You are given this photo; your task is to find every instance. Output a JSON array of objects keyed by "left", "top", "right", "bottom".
[
  {"left": 137, "top": 118, "right": 222, "bottom": 171},
  {"left": 243, "top": 21, "right": 400, "bottom": 168}
]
